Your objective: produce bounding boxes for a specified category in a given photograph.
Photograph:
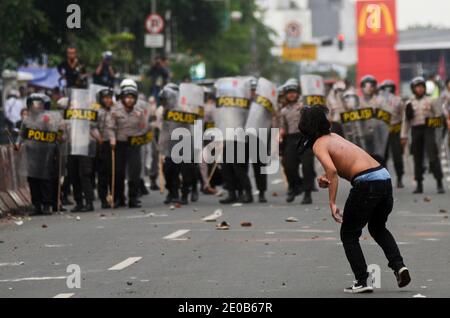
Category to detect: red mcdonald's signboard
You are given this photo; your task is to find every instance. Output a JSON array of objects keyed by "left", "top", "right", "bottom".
[{"left": 356, "top": 0, "right": 399, "bottom": 89}]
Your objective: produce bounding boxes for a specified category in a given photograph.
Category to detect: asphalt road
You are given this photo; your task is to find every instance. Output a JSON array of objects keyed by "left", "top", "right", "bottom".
[{"left": 1, "top": 160, "right": 450, "bottom": 298}]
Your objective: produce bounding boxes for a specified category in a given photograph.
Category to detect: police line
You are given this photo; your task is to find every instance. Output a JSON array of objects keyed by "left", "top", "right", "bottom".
[{"left": 0, "top": 145, "right": 32, "bottom": 216}]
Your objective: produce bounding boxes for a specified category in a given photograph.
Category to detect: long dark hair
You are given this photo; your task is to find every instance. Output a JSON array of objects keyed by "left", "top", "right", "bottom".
[{"left": 297, "top": 106, "right": 331, "bottom": 156}]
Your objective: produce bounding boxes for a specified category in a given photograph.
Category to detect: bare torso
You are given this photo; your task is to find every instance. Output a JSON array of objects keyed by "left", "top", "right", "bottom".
[{"left": 314, "top": 133, "right": 380, "bottom": 181}]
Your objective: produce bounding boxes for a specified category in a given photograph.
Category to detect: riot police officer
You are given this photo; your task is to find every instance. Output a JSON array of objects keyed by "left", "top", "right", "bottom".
[
  {"left": 18, "top": 94, "right": 60, "bottom": 215},
  {"left": 246, "top": 77, "right": 278, "bottom": 203},
  {"left": 159, "top": 83, "right": 201, "bottom": 205},
  {"left": 65, "top": 89, "right": 100, "bottom": 213},
  {"left": 215, "top": 77, "right": 253, "bottom": 204},
  {"left": 401, "top": 77, "right": 445, "bottom": 194},
  {"left": 107, "top": 79, "right": 148, "bottom": 208},
  {"left": 96, "top": 87, "right": 115, "bottom": 209},
  {"left": 280, "top": 79, "right": 313, "bottom": 204},
  {"left": 326, "top": 80, "right": 347, "bottom": 137},
  {"left": 359, "top": 75, "right": 390, "bottom": 165},
  {"left": 379, "top": 80, "right": 405, "bottom": 188}
]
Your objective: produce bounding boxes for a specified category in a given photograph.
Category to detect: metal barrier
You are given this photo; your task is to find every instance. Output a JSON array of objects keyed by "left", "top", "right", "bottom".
[{"left": 0, "top": 145, "right": 31, "bottom": 216}]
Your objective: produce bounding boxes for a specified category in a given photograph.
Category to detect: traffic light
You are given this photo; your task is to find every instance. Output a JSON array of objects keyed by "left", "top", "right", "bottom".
[{"left": 338, "top": 34, "right": 345, "bottom": 51}]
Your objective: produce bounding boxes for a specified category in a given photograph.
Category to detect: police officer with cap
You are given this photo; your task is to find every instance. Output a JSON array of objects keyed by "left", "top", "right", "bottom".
[
  {"left": 401, "top": 76, "right": 445, "bottom": 194},
  {"left": 107, "top": 79, "right": 148, "bottom": 208}
]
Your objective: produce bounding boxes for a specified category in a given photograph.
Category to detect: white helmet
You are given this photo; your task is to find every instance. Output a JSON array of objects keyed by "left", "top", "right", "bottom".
[{"left": 120, "top": 79, "right": 138, "bottom": 97}]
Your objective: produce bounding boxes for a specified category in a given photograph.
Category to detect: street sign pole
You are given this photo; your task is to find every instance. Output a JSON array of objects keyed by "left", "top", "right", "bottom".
[{"left": 151, "top": 0, "right": 157, "bottom": 62}]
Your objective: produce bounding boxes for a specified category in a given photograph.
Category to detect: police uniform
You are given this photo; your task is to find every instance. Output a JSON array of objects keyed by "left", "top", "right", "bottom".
[
  {"left": 65, "top": 89, "right": 99, "bottom": 213},
  {"left": 379, "top": 81, "right": 405, "bottom": 187},
  {"left": 327, "top": 89, "right": 346, "bottom": 137},
  {"left": 19, "top": 94, "right": 60, "bottom": 215},
  {"left": 107, "top": 101, "right": 147, "bottom": 208},
  {"left": 96, "top": 100, "right": 114, "bottom": 208},
  {"left": 402, "top": 78, "right": 445, "bottom": 193},
  {"left": 159, "top": 83, "right": 200, "bottom": 205},
  {"left": 281, "top": 101, "right": 306, "bottom": 201}
]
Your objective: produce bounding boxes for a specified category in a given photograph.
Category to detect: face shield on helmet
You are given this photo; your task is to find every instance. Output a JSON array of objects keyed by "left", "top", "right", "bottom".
[
  {"left": 120, "top": 79, "right": 139, "bottom": 108},
  {"left": 343, "top": 91, "right": 359, "bottom": 109},
  {"left": 26, "top": 94, "right": 47, "bottom": 113},
  {"left": 283, "top": 79, "right": 300, "bottom": 103},
  {"left": 410, "top": 77, "right": 426, "bottom": 97},
  {"left": 379, "top": 80, "right": 396, "bottom": 95},
  {"left": 360, "top": 75, "right": 377, "bottom": 96},
  {"left": 97, "top": 88, "right": 114, "bottom": 108},
  {"left": 159, "top": 83, "right": 179, "bottom": 107}
]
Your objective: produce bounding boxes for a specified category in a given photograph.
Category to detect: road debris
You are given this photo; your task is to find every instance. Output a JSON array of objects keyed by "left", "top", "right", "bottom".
[
  {"left": 202, "top": 209, "right": 223, "bottom": 222},
  {"left": 240, "top": 222, "right": 252, "bottom": 227},
  {"left": 424, "top": 196, "right": 432, "bottom": 203},
  {"left": 216, "top": 221, "right": 230, "bottom": 230},
  {"left": 285, "top": 217, "right": 299, "bottom": 223},
  {"left": 232, "top": 203, "right": 243, "bottom": 207},
  {"left": 42, "top": 224, "right": 48, "bottom": 228}
]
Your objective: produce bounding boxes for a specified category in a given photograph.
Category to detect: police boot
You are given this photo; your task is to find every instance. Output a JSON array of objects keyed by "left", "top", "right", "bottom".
[
  {"left": 71, "top": 203, "right": 85, "bottom": 213},
  {"left": 114, "top": 199, "right": 126, "bottom": 208},
  {"left": 220, "top": 191, "right": 237, "bottom": 204},
  {"left": 30, "top": 206, "right": 42, "bottom": 216},
  {"left": 164, "top": 193, "right": 173, "bottom": 205},
  {"left": 180, "top": 193, "right": 189, "bottom": 205},
  {"left": 140, "top": 179, "right": 149, "bottom": 196},
  {"left": 42, "top": 205, "right": 53, "bottom": 216},
  {"left": 301, "top": 191, "right": 313, "bottom": 205},
  {"left": 397, "top": 176, "right": 405, "bottom": 189},
  {"left": 81, "top": 202, "right": 95, "bottom": 212},
  {"left": 52, "top": 204, "right": 67, "bottom": 213},
  {"left": 62, "top": 196, "right": 74, "bottom": 206},
  {"left": 258, "top": 191, "right": 267, "bottom": 203},
  {"left": 413, "top": 181, "right": 423, "bottom": 194},
  {"left": 191, "top": 187, "right": 199, "bottom": 203},
  {"left": 286, "top": 188, "right": 301, "bottom": 203},
  {"left": 129, "top": 199, "right": 142, "bottom": 209},
  {"left": 101, "top": 200, "right": 112, "bottom": 209},
  {"left": 150, "top": 178, "right": 160, "bottom": 191},
  {"left": 437, "top": 180, "right": 446, "bottom": 194},
  {"left": 239, "top": 190, "right": 254, "bottom": 204}
]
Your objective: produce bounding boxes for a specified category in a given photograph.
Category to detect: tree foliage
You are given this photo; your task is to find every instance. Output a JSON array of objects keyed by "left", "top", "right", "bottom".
[{"left": 0, "top": 0, "right": 288, "bottom": 81}]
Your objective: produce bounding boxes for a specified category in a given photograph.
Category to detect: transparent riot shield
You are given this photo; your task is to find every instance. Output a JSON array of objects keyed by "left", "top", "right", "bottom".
[{"left": 65, "top": 89, "right": 98, "bottom": 156}]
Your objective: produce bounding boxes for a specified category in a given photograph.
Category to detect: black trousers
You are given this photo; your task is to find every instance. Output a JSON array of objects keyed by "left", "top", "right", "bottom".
[
  {"left": 96, "top": 142, "right": 112, "bottom": 202},
  {"left": 163, "top": 157, "right": 195, "bottom": 196},
  {"left": 68, "top": 155, "right": 95, "bottom": 205},
  {"left": 341, "top": 179, "right": 405, "bottom": 282},
  {"left": 283, "top": 133, "right": 315, "bottom": 192},
  {"left": 252, "top": 163, "right": 267, "bottom": 193},
  {"left": 222, "top": 141, "right": 252, "bottom": 194},
  {"left": 385, "top": 132, "right": 404, "bottom": 178},
  {"left": 28, "top": 177, "right": 52, "bottom": 209},
  {"left": 411, "top": 126, "right": 443, "bottom": 182},
  {"left": 248, "top": 136, "right": 269, "bottom": 193},
  {"left": 115, "top": 142, "right": 142, "bottom": 203}
]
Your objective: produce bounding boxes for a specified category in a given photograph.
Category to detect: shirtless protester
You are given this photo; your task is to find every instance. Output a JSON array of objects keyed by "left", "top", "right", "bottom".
[{"left": 297, "top": 106, "right": 411, "bottom": 294}]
